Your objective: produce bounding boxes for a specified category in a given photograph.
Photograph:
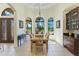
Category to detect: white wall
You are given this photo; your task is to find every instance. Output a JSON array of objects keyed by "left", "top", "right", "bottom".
[
  {"left": 24, "top": 5, "right": 36, "bottom": 34},
  {"left": 11, "top": 3, "right": 36, "bottom": 47},
  {"left": 45, "top": 3, "right": 77, "bottom": 46},
  {"left": 11, "top": 3, "right": 26, "bottom": 36}
]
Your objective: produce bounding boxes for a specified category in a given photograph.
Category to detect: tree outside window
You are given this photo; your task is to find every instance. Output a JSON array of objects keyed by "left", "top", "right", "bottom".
[{"left": 48, "top": 17, "right": 54, "bottom": 32}]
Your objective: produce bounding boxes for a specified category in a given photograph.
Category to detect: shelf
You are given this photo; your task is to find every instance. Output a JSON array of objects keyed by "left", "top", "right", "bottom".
[{"left": 66, "top": 7, "right": 79, "bottom": 30}]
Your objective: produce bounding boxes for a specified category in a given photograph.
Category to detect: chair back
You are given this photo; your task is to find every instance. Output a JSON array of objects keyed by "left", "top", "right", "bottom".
[{"left": 45, "top": 33, "right": 49, "bottom": 40}]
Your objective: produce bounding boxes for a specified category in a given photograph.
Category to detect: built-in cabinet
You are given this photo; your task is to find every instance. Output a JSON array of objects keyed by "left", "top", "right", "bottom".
[
  {"left": 64, "top": 6, "right": 79, "bottom": 56},
  {"left": 66, "top": 7, "right": 79, "bottom": 30}
]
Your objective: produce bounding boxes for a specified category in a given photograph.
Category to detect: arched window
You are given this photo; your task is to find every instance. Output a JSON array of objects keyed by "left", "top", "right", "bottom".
[
  {"left": 48, "top": 17, "right": 54, "bottom": 32},
  {"left": 26, "top": 17, "right": 32, "bottom": 34},
  {"left": 35, "top": 17, "right": 44, "bottom": 34},
  {"left": 1, "top": 8, "right": 14, "bottom": 16}
]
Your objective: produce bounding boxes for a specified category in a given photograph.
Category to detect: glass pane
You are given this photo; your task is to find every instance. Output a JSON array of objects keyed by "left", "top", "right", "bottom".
[
  {"left": 35, "top": 17, "right": 44, "bottom": 34},
  {"left": 48, "top": 18, "right": 54, "bottom": 32},
  {"left": 2, "top": 11, "right": 13, "bottom": 16},
  {"left": 27, "top": 22, "right": 32, "bottom": 33},
  {"left": 1, "top": 8, "right": 14, "bottom": 16}
]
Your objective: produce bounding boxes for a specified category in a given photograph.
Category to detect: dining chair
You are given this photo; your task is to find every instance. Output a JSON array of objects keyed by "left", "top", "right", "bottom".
[{"left": 35, "top": 40, "right": 43, "bottom": 52}]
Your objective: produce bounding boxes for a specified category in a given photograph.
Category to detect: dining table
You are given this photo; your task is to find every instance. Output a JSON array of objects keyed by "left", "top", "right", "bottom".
[{"left": 30, "top": 36, "right": 48, "bottom": 50}]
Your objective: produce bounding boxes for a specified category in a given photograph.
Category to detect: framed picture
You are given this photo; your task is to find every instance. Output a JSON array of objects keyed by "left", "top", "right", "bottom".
[
  {"left": 56, "top": 20, "right": 60, "bottom": 28},
  {"left": 19, "top": 20, "right": 23, "bottom": 28}
]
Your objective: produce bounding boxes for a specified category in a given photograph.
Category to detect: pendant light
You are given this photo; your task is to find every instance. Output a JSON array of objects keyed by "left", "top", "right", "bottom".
[{"left": 38, "top": 3, "right": 41, "bottom": 17}]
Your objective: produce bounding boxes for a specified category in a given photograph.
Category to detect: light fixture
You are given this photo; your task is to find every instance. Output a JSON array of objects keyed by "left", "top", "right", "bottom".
[
  {"left": 38, "top": 3, "right": 41, "bottom": 17},
  {"left": 36, "top": 3, "right": 41, "bottom": 21}
]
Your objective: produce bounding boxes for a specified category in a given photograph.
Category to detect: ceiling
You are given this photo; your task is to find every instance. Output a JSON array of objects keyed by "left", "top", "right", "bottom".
[{"left": 24, "top": 3, "right": 57, "bottom": 9}]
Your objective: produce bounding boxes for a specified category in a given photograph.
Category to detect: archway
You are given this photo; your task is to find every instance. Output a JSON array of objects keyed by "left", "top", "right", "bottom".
[
  {"left": 0, "top": 8, "right": 14, "bottom": 43},
  {"left": 35, "top": 17, "right": 44, "bottom": 34}
]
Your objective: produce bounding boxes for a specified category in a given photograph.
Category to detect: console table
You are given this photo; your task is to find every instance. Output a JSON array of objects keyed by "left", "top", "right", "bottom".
[{"left": 63, "top": 33, "right": 79, "bottom": 56}]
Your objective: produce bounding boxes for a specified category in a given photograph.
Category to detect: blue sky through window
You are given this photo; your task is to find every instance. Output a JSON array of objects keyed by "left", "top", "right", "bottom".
[
  {"left": 48, "top": 17, "right": 54, "bottom": 31},
  {"left": 28, "top": 23, "right": 32, "bottom": 28}
]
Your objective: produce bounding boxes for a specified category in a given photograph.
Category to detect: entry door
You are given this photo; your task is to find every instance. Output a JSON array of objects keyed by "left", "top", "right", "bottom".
[
  {"left": 0, "top": 18, "right": 14, "bottom": 43},
  {"left": 0, "top": 19, "right": 2, "bottom": 42}
]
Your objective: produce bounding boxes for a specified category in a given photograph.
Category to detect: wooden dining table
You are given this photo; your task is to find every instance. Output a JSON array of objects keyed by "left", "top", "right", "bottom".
[{"left": 30, "top": 37, "right": 48, "bottom": 50}]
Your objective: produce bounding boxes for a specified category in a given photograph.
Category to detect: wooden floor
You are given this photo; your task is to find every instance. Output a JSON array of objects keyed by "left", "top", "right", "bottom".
[{"left": 0, "top": 35, "right": 74, "bottom": 56}]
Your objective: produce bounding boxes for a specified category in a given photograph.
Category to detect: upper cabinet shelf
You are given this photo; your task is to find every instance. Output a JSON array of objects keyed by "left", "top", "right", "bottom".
[{"left": 66, "top": 7, "right": 79, "bottom": 30}]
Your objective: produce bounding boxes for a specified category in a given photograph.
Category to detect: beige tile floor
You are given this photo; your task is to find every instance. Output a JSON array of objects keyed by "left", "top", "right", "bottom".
[{"left": 0, "top": 36, "right": 74, "bottom": 56}]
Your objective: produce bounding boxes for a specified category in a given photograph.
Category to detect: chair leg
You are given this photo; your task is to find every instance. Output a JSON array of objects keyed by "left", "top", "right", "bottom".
[{"left": 31, "top": 42, "right": 32, "bottom": 52}]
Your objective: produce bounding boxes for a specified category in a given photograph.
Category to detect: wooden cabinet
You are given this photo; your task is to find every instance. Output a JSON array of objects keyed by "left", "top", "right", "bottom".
[
  {"left": 64, "top": 6, "right": 79, "bottom": 56},
  {"left": 66, "top": 7, "right": 79, "bottom": 30},
  {"left": 63, "top": 33, "right": 79, "bottom": 56}
]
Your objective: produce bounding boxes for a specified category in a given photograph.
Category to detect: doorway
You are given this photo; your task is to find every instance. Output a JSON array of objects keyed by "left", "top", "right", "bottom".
[{"left": 0, "top": 18, "right": 14, "bottom": 43}]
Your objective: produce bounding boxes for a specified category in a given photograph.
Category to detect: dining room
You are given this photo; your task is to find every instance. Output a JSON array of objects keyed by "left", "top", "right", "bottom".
[{"left": 0, "top": 3, "right": 76, "bottom": 56}]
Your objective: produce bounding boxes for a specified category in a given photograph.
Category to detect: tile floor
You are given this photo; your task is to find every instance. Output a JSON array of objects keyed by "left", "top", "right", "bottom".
[{"left": 0, "top": 35, "right": 74, "bottom": 56}]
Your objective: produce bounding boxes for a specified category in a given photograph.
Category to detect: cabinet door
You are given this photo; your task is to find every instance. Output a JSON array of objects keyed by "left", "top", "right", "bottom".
[
  {"left": 66, "top": 13, "right": 70, "bottom": 30},
  {"left": 70, "top": 7, "right": 79, "bottom": 30}
]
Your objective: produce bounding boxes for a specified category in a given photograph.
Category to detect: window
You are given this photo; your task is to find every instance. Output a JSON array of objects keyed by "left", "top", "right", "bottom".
[
  {"left": 48, "top": 17, "right": 54, "bottom": 32},
  {"left": 27, "top": 22, "right": 32, "bottom": 33},
  {"left": 26, "top": 17, "right": 32, "bottom": 33},
  {"left": 1, "top": 8, "right": 14, "bottom": 16},
  {"left": 35, "top": 17, "right": 44, "bottom": 34}
]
